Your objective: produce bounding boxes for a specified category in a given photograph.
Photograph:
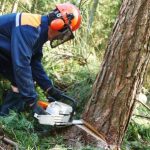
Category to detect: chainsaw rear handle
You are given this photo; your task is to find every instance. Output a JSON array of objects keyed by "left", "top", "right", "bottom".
[{"left": 61, "top": 94, "right": 77, "bottom": 109}]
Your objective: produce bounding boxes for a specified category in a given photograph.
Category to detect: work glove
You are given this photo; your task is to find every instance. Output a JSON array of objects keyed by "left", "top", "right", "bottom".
[
  {"left": 30, "top": 103, "right": 47, "bottom": 115},
  {"left": 24, "top": 101, "right": 47, "bottom": 115},
  {"left": 47, "top": 87, "right": 64, "bottom": 101}
]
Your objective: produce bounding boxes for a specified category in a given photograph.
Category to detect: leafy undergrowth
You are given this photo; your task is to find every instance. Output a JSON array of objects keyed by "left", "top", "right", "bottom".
[
  {"left": 122, "top": 122, "right": 150, "bottom": 150},
  {"left": 0, "top": 112, "right": 65, "bottom": 150},
  {"left": 0, "top": 105, "right": 149, "bottom": 150},
  {"left": 0, "top": 111, "right": 97, "bottom": 150},
  {"left": 122, "top": 105, "right": 150, "bottom": 150}
]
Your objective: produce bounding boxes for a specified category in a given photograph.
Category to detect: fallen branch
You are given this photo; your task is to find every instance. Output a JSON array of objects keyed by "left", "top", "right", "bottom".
[
  {"left": 0, "top": 146, "right": 4, "bottom": 150},
  {"left": 133, "top": 114, "right": 150, "bottom": 120},
  {"left": 0, "top": 129, "right": 19, "bottom": 150},
  {"left": 3, "top": 137, "right": 19, "bottom": 150},
  {"left": 136, "top": 100, "right": 150, "bottom": 111}
]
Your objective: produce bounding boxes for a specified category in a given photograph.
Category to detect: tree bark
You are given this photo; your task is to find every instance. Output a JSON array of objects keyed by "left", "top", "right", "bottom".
[{"left": 82, "top": 0, "right": 150, "bottom": 148}]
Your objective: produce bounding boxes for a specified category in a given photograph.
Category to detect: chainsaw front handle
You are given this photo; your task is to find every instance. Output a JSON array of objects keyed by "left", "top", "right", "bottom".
[
  {"left": 61, "top": 94, "right": 78, "bottom": 121},
  {"left": 61, "top": 94, "right": 77, "bottom": 108}
]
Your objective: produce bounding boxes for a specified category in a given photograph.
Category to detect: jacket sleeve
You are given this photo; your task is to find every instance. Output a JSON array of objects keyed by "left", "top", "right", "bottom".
[
  {"left": 11, "top": 25, "right": 40, "bottom": 105},
  {"left": 31, "top": 48, "right": 53, "bottom": 91}
]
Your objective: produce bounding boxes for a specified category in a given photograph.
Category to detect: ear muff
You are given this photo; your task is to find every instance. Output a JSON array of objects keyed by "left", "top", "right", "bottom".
[{"left": 50, "top": 19, "right": 65, "bottom": 31}]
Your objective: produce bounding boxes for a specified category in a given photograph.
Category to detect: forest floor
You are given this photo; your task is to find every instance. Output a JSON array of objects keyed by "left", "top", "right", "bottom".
[
  {"left": 0, "top": 102, "right": 149, "bottom": 150},
  {"left": 0, "top": 140, "right": 14, "bottom": 150}
]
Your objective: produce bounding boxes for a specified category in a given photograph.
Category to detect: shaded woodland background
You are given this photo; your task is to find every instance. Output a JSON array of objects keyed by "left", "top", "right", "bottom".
[{"left": 0, "top": 0, "right": 149, "bottom": 149}]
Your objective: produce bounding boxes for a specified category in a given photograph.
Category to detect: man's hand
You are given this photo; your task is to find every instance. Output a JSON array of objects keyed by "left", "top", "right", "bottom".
[
  {"left": 47, "top": 87, "right": 64, "bottom": 101},
  {"left": 30, "top": 103, "right": 47, "bottom": 115}
]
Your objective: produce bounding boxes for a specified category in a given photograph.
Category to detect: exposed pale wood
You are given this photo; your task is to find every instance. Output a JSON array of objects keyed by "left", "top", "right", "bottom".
[{"left": 52, "top": 125, "right": 120, "bottom": 149}]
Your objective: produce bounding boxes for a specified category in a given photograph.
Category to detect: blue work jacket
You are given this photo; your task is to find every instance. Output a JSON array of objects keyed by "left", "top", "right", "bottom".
[{"left": 0, "top": 13, "right": 52, "bottom": 104}]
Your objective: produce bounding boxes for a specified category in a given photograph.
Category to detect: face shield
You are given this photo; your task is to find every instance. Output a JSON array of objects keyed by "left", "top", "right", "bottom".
[{"left": 50, "top": 26, "right": 74, "bottom": 48}]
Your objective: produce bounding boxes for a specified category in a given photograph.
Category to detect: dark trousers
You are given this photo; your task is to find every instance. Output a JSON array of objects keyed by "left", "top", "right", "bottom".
[
  {"left": 0, "top": 52, "right": 15, "bottom": 84},
  {"left": 0, "top": 52, "right": 24, "bottom": 115}
]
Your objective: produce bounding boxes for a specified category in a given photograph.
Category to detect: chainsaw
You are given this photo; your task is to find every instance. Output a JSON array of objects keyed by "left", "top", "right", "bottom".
[
  {"left": 34, "top": 94, "right": 107, "bottom": 143},
  {"left": 34, "top": 94, "right": 83, "bottom": 126}
]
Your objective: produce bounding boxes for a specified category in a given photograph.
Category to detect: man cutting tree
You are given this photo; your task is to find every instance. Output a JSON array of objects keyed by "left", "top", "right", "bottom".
[{"left": 0, "top": 3, "right": 81, "bottom": 116}]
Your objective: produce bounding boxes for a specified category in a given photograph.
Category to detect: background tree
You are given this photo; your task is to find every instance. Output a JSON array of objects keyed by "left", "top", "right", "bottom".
[
  {"left": 11, "top": 0, "right": 20, "bottom": 13},
  {"left": 0, "top": 0, "right": 6, "bottom": 15}
]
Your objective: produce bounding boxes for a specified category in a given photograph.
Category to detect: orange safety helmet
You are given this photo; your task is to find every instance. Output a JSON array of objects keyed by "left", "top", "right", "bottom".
[{"left": 50, "top": 3, "right": 81, "bottom": 31}]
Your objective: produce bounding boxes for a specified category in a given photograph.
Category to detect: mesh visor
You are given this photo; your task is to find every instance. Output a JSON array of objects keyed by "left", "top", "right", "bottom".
[{"left": 50, "top": 27, "right": 74, "bottom": 48}]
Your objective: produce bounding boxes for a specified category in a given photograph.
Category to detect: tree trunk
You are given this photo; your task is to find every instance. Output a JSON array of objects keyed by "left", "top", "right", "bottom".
[
  {"left": 82, "top": 0, "right": 150, "bottom": 148},
  {"left": 87, "top": 0, "right": 99, "bottom": 32},
  {"left": 0, "top": 0, "right": 6, "bottom": 15},
  {"left": 11, "top": 0, "right": 20, "bottom": 13},
  {"left": 30, "top": 0, "right": 37, "bottom": 13}
]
